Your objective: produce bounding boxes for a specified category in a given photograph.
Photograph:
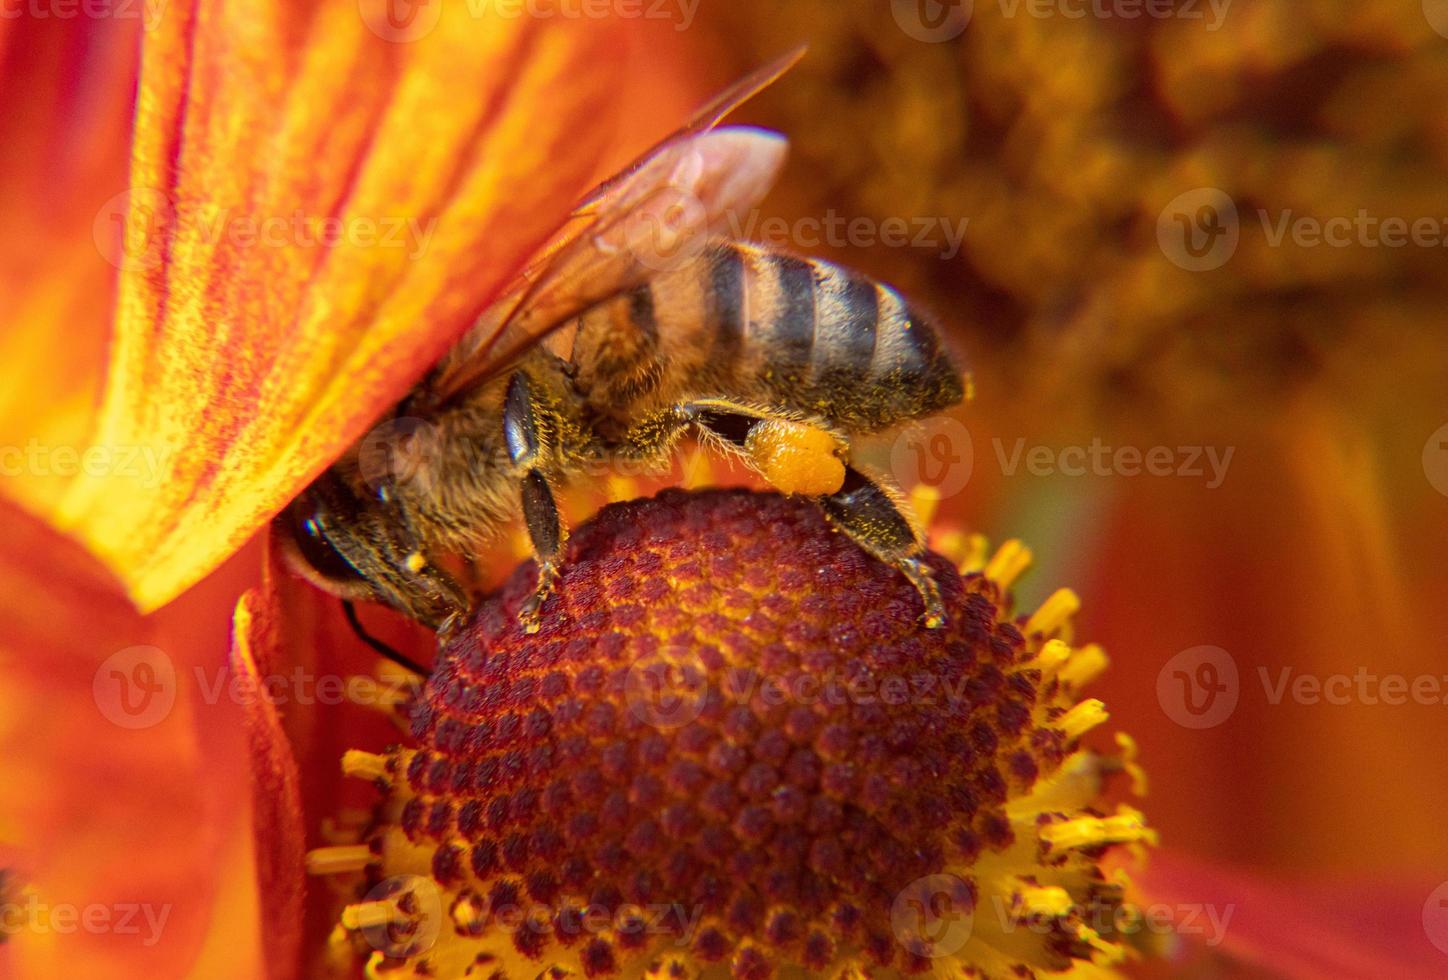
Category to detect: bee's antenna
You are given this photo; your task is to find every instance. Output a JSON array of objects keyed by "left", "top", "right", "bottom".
[{"left": 341, "top": 599, "right": 430, "bottom": 677}]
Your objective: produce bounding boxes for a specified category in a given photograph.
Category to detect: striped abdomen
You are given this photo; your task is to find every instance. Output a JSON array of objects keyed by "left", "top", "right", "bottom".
[{"left": 571, "top": 241, "right": 965, "bottom": 432}]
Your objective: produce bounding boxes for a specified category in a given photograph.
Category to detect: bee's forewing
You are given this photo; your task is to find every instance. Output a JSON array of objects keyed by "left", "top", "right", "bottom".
[
  {"left": 419, "top": 48, "right": 804, "bottom": 406},
  {"left": 574, "top": 44, "right": 804, "bottom": 210}
]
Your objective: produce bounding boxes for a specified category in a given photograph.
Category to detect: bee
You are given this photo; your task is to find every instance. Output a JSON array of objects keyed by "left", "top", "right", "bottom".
[{"left": 278, "top": 48, "right": 967, "bottom": 654}]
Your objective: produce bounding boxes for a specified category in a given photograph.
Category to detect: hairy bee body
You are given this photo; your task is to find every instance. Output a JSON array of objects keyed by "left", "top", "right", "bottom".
[
  {"left": 388, "top": 241, "right": 963, "bottom": 558},
  {"left": 279, "top": 51, "right": 969, "bottom": 642},
  {"left": 572, "top": 241, "right": 960, "bottom": 434}
]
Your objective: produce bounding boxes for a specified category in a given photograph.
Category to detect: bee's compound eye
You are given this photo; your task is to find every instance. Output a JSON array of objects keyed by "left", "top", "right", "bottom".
[{"left": 288, "top": 506, "right": 367, "bottom": 588}]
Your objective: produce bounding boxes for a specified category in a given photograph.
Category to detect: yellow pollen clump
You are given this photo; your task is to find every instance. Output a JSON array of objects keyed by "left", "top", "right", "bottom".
[{"left": 742, "top": 420, "right": 846, "bottom": 496}]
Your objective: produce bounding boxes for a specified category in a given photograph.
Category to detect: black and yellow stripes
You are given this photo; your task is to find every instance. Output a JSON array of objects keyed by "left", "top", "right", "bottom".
[{"left": 570, "top": 239, "right": 964, "bottom": 431}]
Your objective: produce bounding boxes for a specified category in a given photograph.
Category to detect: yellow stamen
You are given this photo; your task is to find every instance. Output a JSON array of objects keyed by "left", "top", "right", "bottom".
[
  {"left": 1040, "top": 807, "right": 1156, "bottom": 853},
  {"left": 1060, "top": 643, "right": 1109, "bottom": 688},
  {"left": 1025, "top": 587, "right": 1080, "bottom": 636},
  {"left": 909, "top": 482, "right": 941, "bottom": 527},
  {"left": 341, "top": 749, "right": 389, "bottom": 781},
  {"left": 306, "top": 844, "right": 373, "bottom": 876},
  {"left": 1019, "top": 885, "right": 1074, "bottom": 917},
  {"left": 984, "top": 539, "right": 1033, "bottom": 587},
  {"left": 1059, "top": 698, "right": 1109, "bottom": 739},
  {"left": 1033, "top": 637, "right": 1071, "bottom": 673}
]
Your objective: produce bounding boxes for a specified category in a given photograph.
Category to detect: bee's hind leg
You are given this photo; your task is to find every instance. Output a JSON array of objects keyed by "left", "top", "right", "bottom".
[
  {"left": 503, "top": 370, "right": 569, "bottom": 633},
  {"left": 677, "top": 402, "right": 946, "bottom": 629},
  {"left": 817, "top": 465, "right": 945, "bottom": 629}
]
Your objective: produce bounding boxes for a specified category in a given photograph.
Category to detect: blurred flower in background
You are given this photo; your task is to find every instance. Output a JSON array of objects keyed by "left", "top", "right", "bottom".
[{"left": 685, "top": 0, "right": 1448, "bottom": 970}]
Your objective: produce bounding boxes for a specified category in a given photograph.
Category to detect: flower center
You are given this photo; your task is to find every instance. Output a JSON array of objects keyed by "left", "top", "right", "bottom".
[{"left": 308, "top": 488, "right": 1153, "bottom": 978}]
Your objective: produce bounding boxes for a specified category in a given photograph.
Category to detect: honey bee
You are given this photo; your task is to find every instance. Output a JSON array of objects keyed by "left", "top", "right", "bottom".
[{"left": 278, "top": 48, "right": 967, "bottom": 654}]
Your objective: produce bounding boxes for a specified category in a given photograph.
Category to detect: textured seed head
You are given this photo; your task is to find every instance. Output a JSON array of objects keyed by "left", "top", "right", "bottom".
[{"left": 318, "top": 489, "right": 1153, "bottom": 978}]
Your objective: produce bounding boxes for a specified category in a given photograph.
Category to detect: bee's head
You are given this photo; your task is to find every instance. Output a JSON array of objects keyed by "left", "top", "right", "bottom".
[{"left": 276, "top": 491, "right": 375, "bottom": 600}]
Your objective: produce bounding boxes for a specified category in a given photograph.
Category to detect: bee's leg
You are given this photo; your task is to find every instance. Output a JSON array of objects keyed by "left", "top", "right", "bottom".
[
  {"left": 674, "top": 401, "right": 946, "bottom": 628},
  {"left": 818, "top": 465, "right": 945, "bottom": 629},
  {"left": 283, "top": 471, "right": 470, "bottom": 634},
  {"left": 503, "top": 371, "right": 568, "bottom": 633}
]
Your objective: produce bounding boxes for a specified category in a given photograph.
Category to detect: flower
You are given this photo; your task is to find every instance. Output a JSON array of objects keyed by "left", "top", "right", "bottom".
[
  {"left": 0, "top": 3, "right": 697, "bottom": 976},
  {"left": 307, "top": 489, "right": 1156, "bottom": 977}
]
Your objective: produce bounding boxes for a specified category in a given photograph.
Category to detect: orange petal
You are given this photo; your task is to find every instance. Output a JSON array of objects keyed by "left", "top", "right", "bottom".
[
  {"left": 57, "top": 3, "right": 649, "bottom": 611},
  {"left": 0, "top": 498, "right": 266, "bottom": 977},
  {"left": 252, "top": 532, "right": 439, "bottom": 970},
  {"left": 231, "top": 585, "right": 306, "bottom": 980},
  {"left": 0, "top": 18, "right": 137, "bottom": 517}
]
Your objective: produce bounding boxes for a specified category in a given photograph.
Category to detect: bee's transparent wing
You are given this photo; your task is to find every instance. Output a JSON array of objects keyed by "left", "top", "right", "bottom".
[
  {"left": 417, "top": 48, "right": 803, "bottom": 407},
  {"left": 573, "top": 44, "right": 804, "bottom": 211}
]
